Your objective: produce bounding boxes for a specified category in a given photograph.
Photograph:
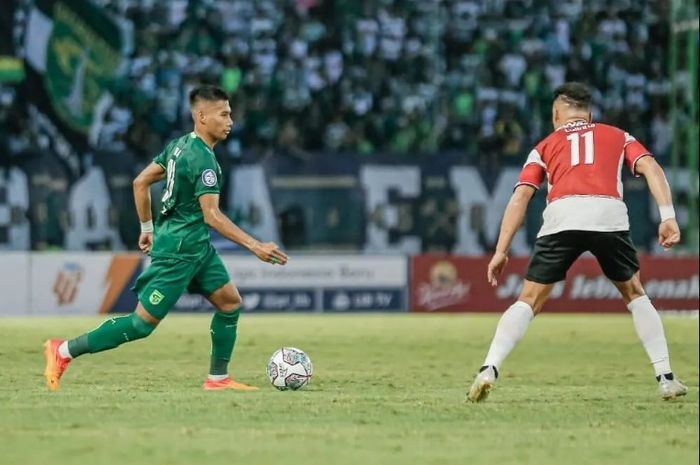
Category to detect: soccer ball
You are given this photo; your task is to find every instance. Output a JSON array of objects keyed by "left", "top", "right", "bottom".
[{"left": 266, "top": 347, "right": 313, "bottom": 391}]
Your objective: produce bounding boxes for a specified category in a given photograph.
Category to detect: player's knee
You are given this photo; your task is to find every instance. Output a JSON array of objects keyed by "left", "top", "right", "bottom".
[
  {"left": 624, "top": 288, "right": 645, "bottom": 303},
  {"left": 611, "top": 272, "right": 645, "bottom": 304},
  {"left": 216, "top": 292, "right": 243, "bottom": 313},
  {"left": 218, "top": 303, "right": 241, "bottom": 313},
  {"left": 519, "top": 280, "right": 553, "bottom": 315},
  {"left": 208, "top": 284, "right": 242, "bottom": 313},
  {"left": 518, "top": 287, "right": 544, "bottom": 315},
  {"left": 130, "top": 313, "right": 157, "bottom": 339},
  {"left": 529, "top": 301, "right": 545, "bottom": 315},
  {"left": 218, "top": 290, "right": 242, "bottom": 313},
  {"left": 519, "top": 298, "right": 544, "bottom": 315}
]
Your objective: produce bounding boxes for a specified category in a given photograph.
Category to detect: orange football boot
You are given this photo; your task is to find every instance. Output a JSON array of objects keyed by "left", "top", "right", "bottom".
[
  {"left": 43, "top": 339, "right": 72, "bottom": 391},
  {"left": 202, "top": 377, "right": 259, "bottom": 391}
]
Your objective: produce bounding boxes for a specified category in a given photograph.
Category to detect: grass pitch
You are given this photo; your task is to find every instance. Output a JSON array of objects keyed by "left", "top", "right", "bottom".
[{"left": 0, "top": 314, "right": 697, "bottom": 465}]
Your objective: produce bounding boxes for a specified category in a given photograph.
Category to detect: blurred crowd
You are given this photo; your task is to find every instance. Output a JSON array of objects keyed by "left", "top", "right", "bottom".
[{"left": 1, "top": 0, "right": 680, "bottom": 168}]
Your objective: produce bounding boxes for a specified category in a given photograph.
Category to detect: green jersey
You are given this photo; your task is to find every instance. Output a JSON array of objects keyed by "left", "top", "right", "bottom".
[{"left": 150, "top": 132, "right": 223, "bottom": 262}]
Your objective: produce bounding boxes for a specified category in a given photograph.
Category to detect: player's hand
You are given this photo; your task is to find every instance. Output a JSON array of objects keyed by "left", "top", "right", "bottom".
[
  {"left": 658, "top": 219, "right": 681, "bottom": 250},
  {"left": 138, "top": 232, "right": 153, "bottom": 254},
  {"left": 251, "top": 241, "right": 288, "bottom": 265},
  {"left": 487, "top": 251, "right": 509, "bottom": 287}
]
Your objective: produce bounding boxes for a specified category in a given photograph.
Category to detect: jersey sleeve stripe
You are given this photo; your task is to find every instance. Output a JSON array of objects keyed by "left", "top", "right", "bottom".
[
  {"left": 523, "top": 149, "right": 546, "bottom": 168},
  {"left": 514, "top": 181, "right": 540, "bottom": 191},
  {"left": 195, "top": 189, "right": 220, "bottom": 199},
  {"left": 631, "top": 153, "right": 652, "bottom": 176}
]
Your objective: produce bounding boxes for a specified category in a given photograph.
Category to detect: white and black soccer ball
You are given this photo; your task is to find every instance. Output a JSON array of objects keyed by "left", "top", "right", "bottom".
[{"left": 266, "top": 347, "right": 313, "bottom": 391}]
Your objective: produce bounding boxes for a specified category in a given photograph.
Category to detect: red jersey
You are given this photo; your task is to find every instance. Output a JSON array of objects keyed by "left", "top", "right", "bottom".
[{"left": 517, "top": 120, "right": 652, "bottom": 237}]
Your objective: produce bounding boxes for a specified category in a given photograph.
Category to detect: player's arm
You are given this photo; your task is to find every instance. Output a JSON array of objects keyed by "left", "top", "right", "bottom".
[
  {"left": 634, "top": 156, "right": 681, "bottom": 250},
  {"left": 495, "top": 185, "right": 537, "bottom": 254},
  {"left": 133, "top": 162, "right": 165, "bottom": 253},
  {"left": 487, "top": 148, "right": 544, "bottom": 285},
  {"left": 133, "top": 162, "right": 165, "bottom": 224},
  {"left": 199, "top": 193, "right": 288, "bottom": 265},
  {"left": 487, "top": 185, "right": 536, "bottom": 286}
]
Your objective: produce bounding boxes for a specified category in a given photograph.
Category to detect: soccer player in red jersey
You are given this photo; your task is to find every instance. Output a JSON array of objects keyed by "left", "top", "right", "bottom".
[{"left": 468, "top": 82, "right": 687, "bottom": 402}]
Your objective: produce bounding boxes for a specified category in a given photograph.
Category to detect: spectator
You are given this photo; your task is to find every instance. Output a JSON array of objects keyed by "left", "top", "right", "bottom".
[{"left": 4, "top": 0, "right": 677, "bottom": 163}]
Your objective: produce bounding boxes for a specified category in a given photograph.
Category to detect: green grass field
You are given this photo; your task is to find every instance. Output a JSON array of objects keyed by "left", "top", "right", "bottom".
[{"left": 0, "top": 314, "right": 697, "bottom": 465}]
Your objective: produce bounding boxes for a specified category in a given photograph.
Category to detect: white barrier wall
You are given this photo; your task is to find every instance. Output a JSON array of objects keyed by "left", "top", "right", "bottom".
[
  {"left": 0, "top": 252, "right": 30, "bottom": 315},
  {"left": 0, "top": 253, "right": 408, "bottom": 315},
  {"left": 30, "top": 253, "right": 123, "bottom": 315},
  {"left": 225, "top": 256, "right": 407, "bottom": 288},
  {"left": 224, "top": 255, "right": 407, "bottom": 312}
]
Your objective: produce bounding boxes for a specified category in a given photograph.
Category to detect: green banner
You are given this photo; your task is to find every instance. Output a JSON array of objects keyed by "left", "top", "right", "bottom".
[{"left": 43, "top": 0, "right": 122, "bottom": 133}]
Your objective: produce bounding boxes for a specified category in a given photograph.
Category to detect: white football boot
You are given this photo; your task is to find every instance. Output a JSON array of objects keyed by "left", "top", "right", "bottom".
[
  {"left": 467, "top": 365, "right": 498, "bottom": 403},
  {"left": 657, "top": 374, "right": 688, "bottom": 400}
]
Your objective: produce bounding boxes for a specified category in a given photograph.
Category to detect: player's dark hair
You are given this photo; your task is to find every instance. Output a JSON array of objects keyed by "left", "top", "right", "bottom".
[
  {"left": 553, "top": 82, "right": 592, "bottom": 110},
  {"left": 189, "top": 85, "right": 229, "bottom": 107}
]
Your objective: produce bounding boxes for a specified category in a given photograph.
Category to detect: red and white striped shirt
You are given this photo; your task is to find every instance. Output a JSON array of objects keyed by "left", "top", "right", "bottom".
[{"left": 517, "top": 120, "right": 652, "bottom": 237}]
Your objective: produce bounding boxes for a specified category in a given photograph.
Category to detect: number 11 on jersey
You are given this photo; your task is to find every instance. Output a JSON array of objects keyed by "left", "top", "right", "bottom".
[{"left": 567, "top": 130, "right": 595, "bottom": 166}]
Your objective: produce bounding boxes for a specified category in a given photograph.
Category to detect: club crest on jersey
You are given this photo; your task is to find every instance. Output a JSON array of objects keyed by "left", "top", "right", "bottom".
[
  {"left": 149, "top": 290, "right": 165, "bottom": 305},
  {"left": 202, "top": 169, "right": 217, "bottom": 187}
]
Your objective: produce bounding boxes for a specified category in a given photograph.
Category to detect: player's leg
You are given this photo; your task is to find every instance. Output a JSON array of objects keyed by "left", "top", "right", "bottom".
[
  {"left": 43, "top": 258, "right": 193, "bottom": 391},
  {"left": 468, "top": 232, "right": 584, "bottom": 402},
  {"left": 64, "top": 304, "right": 159, "bottom": 358},
  {"left": 467, "top": 280, "right": 555, "bottom": 402},
  {"left": 189, "top": 250, "right": 257, "bottom": 391},
  {"left": 481, "top": 279, "right": 554, "bottom": 369},
  {"left": 591, "top": 232, "right": 687, "bottom": 399},
  {"left": 44, "top": 304, "right": 160, "bottom": 391},
  {"left": 202, "top": 283, "right": 257, "bottom": 391}
]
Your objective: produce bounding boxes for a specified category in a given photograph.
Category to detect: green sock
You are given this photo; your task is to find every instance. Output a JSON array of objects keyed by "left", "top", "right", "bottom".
[
  {"left": 66, "top": 313, "right": 156, "bottom": 358},
  {"left": 209, "top": 310, "right": 240, "bottom": 376}
]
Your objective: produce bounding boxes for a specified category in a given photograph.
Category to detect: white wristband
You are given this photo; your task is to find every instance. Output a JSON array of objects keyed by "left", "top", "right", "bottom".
[
  {"left": 140, "top": 220, "right": 154, "bottom": 233},
  {"left": 659, "top": 205, "right": 675, "bottom": 222}
]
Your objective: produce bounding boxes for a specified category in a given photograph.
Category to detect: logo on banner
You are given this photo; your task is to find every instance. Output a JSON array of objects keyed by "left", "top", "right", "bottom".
[
  {"left": 244, "top": 293, "right": 261, "bottom": 310},
  {"left": 331, "top": 292, "right": 351, "bottom": 311},
  {"left": 53, "top": 263, "right": 83, "bottom": 305},
  {"left": 324, "top": 289, "right": 402, "bottom": 312},
  {"left": 238, "top": 289, "right": 316, "bottom": 312},
  {"left": 416, "top": 260, "right": 470, "bottom": 311}
]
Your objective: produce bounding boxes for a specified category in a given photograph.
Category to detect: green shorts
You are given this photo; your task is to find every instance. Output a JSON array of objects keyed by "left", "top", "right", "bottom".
[{"left": 132, "top": 247, "right": 230, "bottom": 319}]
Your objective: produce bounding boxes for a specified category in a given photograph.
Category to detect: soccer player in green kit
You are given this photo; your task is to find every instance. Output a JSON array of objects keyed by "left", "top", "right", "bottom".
[{"left": 43, "top": 85, "right": 288, "bottom": 391}]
